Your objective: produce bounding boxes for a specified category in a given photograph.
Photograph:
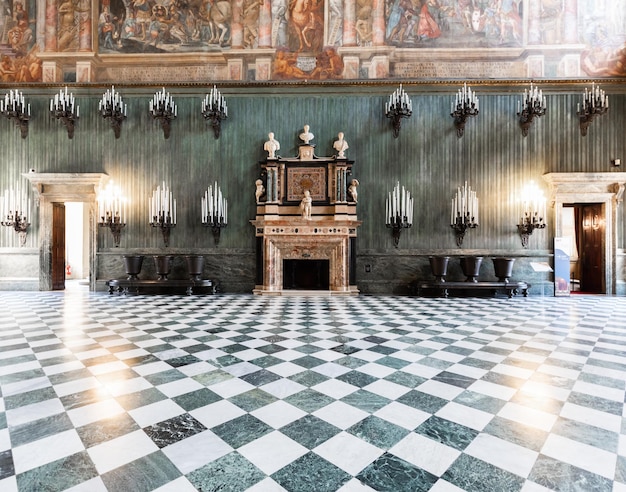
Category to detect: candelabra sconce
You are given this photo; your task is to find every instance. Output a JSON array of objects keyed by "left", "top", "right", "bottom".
[
  {"left": 450, "top": 181, "right": 479, "bottom": 247},
  {"left": 201, "top": 85, "right": 228, "bottom": 139},
  {"left": 577, "top": 83, "right": 608, "bottom": 137},
  {"left": 1, "top": 89, "right": 30, "bottom": 139},
  {"left": 99, "top": 86, "right": 127, "bottom": 139},
  {"left": 149, "top": 182, "right": 176, "bottom": 247},
  {"left": 150, "top": 87, "right": 177, "bottom": 139},
  {"left": 385, "top": 84, "right": 412, "bottom": 139},
  {"left": 50, "top": 86, "right": 79, "bottom": 139},
  {"left": 451, "top": 83, "right": 479, "bottom": 138},
  {"left": 517, "top": 181, "right": 546, "bottom": 248},
  {"left": 1, "top": 212, "right": 29, "bottom": 246},
  {"left": 517, "top": 83, "right": 546, "bottom": 137},
  {"left": 201, "top": 181, "right": 228, "bottom": 245},
  {"left": 0, "top": 184, "right": 30, "bottom": 246},
  {"left": 385, "top": 181, "right": 413, "bottom": 247},
  {"left": 97, "top": 181, "right": 127, "bottom": 247}
]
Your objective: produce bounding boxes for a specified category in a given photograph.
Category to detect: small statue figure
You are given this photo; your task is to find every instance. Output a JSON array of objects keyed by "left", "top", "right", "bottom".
[
  {"left": 348, "top": 179, "right": 359, "bottom": 203},
  {"left": 255, "top": 179, "right": 265, "bottom": 203},
  {"left": 299, "top": 124, "right": 314, "bottom": 145},
  {"left": 264, "top": 132, "right": 280, "bottom": 159},
  {"left": 334, "top": 132, "right": 349, "bottom": 158},
  {"left": 300, "top": 190, "right": 312, "bottom": 219}
]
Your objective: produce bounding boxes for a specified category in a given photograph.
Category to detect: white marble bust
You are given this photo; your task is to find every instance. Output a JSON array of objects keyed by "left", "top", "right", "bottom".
[
  {"left": 264, "top": 132, "right": 280, "bottom": 159},
  {"left": 334, "top": 132, "right": 348, "bottom": 158},
  {"left": 299, "top": 125, "right": 314, "bottom": 145}
]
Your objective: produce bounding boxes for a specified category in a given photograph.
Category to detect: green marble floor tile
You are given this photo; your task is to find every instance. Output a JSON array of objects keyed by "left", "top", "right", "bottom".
[
  {"left": 442, "top": 453, "right": 525, "bottom": 491},
  {"left": 101, "top": 450, "right": 182, "bottom": 492},
  {"left": 356, "top": 451, "right": 438, "bottom": 492},
  {"left": 187, "top": 452, "right": 266, "bottom": 490},
  {"left": 272, "top": 451, "right": 351, "bottom": 492},
  {"left": 77, "top": 413, "right": 141, "bottom": 448},
  {"left": 347, "top": 415, "right": 409, "bottom": 449},
  {"left": 280, "top": 415, "right": 342, "bottom": 449},
  {"left": 16, "top": 451, "right": 98, "bottom": 492}
]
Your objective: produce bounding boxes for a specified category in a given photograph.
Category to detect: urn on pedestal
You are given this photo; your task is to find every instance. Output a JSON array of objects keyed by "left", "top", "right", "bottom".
[
  {"left": 154, "top": 255, "right": 174, "bottom": 280},
  {"left": 493, "top": 257, "right": 516, "bottom": 283},
  {"left": 460, "top": 256, "right": 483, "bottom": 283},
  {"left": 185, "top": 255, "right": 205, "bottom": 281},
  {"left": 122, "top": 255, "right": 144, "bottom": 280},
  {"left": 429, "top": 256, "right": 450, "bottom": 283}
]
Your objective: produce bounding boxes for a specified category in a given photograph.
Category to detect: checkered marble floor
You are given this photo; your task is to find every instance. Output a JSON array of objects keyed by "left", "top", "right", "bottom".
[{"left": 0, "top": 291, "right": 626, "bottom": 491}]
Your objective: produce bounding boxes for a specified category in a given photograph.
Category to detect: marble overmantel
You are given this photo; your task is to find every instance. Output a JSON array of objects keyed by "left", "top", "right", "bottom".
[{"left": 251, "top": 141, "right": 361, "bottom": 295}]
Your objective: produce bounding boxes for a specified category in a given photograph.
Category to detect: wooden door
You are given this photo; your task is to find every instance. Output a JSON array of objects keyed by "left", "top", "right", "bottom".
[
  {"left": 579, "top": 203, "right": 604, "bottom": 293},
  {"left": 52, "top": 203, "right": 66, "bottom": 290}
]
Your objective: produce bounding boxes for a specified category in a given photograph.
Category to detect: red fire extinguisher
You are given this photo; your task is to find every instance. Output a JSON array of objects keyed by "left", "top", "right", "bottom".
[{"left": 66, "top": 264, "right": 72, "bottom": 277}]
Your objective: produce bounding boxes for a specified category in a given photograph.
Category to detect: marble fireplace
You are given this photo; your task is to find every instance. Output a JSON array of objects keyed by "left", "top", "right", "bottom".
[{"left": 251, "top": 131, "right": 361, "bottom": 295}]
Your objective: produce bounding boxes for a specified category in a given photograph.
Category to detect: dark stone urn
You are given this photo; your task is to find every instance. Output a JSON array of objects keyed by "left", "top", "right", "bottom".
[
  {"left": 429, "top": 256, "right": 450, "bottom": 283},
  {"left": 122, "top": 255, "right": 144, "bottom": 280},
  {"left": 493, "top": 257, "right": 516, "bottom": 283},
  {"left": 185, "top": 255, "right": 205, "bottom": 281},
  {"left": 153, "top": 255, "right": 174, "bottom": 280},
  {"left": 460, "top": 256, "right": 483, "bottom": 282}
]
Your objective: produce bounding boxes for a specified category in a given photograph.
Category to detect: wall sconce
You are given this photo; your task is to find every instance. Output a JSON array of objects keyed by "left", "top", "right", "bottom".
[
  {"left": 1, "top": 89, "right": 30, "bottom": 139},
  {"left": 0, "top": 183, "right": 30, "bottom": 246},
  {"left": 385, "top": 84, "right": 412, "bottom": 138},
  {"left": 97, "top": 181, "right": 126, "bottom": 247},
  {"left": 385, "top": 181, "right": 413, "bottom": 247},
  {"left": 99, "top": 86, "right": 127, "bottom": 139},
  {"left": 201, "top": 181, "right": 228, "bottom": 245},
  {"left": 451, "top": 181, "right": 479, "bottom": 247},
  {"left": 150, "top": 87, "right": 177, "bottom": 139},
  {"left": 451, "top": 83, "right": 479, "bottom": 138},
  {"left": 577, "top": 83, "right": 608, "bottom": 137},
  {"left": 517, "top": 83, "right": 546, "bottom": 137},
  {"left": 149, "top": 182, "right": 176, "bottom": 247},
  {"left": 50, "top": 86, "right": 79, "bottom": 139},
  {"left": 517, "top": 180, "right": 546, "bottom": 248},
  {"left": 201, "top": 85, "right": 228, "bottom": 139}
]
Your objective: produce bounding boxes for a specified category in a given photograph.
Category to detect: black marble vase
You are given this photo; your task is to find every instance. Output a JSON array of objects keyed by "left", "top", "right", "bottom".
[
  {"left": 460, "top": 256, "right": 483, "bottom": 282},
  {"left": 185, "top": 255, "right": 205, "bottom": 281},
  {"left": 122, "top": 255, "right": 144, "bottom": 280},
  {"left": 493, "top": 257, "right": 516, "bottom": 283},
  {"left": 154, "top": 255, "right": 174, "bottom": 280},
  {"left": 429, "top": 256, "right": 450, "bottom": 283}
]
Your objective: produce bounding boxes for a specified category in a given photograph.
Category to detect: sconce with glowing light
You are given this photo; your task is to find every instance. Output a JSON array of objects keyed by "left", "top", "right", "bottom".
[
  {"left": 51, "top": 86, "right": 79, "bottom": 139},
  {"left": 451, "top": 182, "right": 479, "bottom": 247},
  {"left": 386, "top": 181, "right": 413, "bottom": 247},
  {"left": 517, "top": 181, "right": 546, "bottom": 248},
  {"left": 99, "top": 86, "right": 127, "bottom": 139},
  {"left": 97, "top": 181, "right": 127, "bottom": 247},
  {"left": 1, "top": 89, "right": 30, "bottom": 138},
  {"left": 385, "top": 84, "right": 412, "bottom": 138},
  {"left": 517, "top": 83, "right": 546, "bottom": 137},
  {"left": 577, "top": 82, "right": 608, "bottom": 137},
  {"left": 1, "top": 184, "right": 30, "bottom": 246},
  {"left": 201, "top": 181, "right": 228, "bottom": 245},
  {"left": 149, "top": 182, "right": 176, "bottom": 247},
  {"left": 451, "top": 83, "right": 479, "bottom": 138},
  {"left": 201, "top": 85, "right": 228, "bottom": 139},
  {"left": 150, "top": 87, "right": 177, "bottom": 139}
]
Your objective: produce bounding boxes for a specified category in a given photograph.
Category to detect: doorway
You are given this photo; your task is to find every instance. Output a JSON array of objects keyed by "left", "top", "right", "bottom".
[
  {"left": 563, "top": 203, "right": 605, "bottom": 293},
  {"left": 544, "top": 172, "right": 626, "bottom": 296},
  {"left": 24, "top": 173, "right": 105, "bottom": 291}
]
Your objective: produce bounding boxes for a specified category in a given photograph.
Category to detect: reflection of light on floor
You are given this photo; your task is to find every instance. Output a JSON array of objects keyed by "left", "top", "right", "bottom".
[{"left": 65, "top": 279, "right": 89, "bottom": 290}]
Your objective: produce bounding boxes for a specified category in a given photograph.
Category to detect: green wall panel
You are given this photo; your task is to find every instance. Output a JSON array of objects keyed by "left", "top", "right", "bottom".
[{"left": 1, "top": 83, "right": 625, "bottom": 289}]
